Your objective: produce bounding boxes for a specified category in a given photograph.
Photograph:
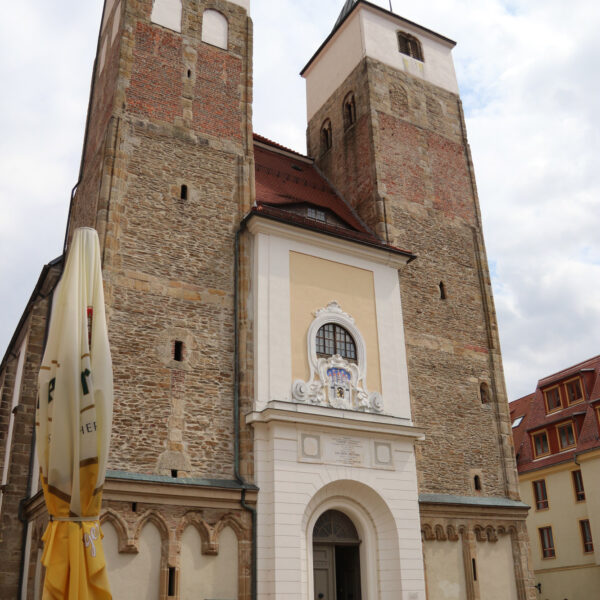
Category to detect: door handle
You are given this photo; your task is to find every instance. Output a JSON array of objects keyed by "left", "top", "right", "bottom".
[{"left": 318, "top": 594, "right": 324, "bottom": 599}]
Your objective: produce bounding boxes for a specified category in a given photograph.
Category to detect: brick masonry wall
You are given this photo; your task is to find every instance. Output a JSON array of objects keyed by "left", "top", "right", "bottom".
[
  {"left": 307, "top": 60, "right": 379, "bottom": 231},
  {"left": 308, "top": 57, "right": 518, "bottom": 500}
]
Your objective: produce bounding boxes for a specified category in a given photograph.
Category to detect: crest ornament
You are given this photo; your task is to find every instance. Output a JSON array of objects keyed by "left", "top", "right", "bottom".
[{"left": 292, "top": 302, "right": 384, "bottom": 413}]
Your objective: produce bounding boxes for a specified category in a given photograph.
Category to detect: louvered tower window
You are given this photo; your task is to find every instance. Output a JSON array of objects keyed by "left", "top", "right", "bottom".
[{"left": 397, "top": 31, "right": 424, "bottom": 61}]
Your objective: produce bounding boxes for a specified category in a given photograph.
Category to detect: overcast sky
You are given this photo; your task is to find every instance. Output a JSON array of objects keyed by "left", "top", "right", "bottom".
[{"left": 1, "top": 0, "right": 599, "bottom": 400}]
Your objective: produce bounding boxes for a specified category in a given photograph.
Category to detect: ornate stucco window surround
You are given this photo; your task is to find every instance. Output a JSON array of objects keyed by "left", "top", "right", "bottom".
[{"left": 292, "top": 302, "right": 383, "bottom": 413}]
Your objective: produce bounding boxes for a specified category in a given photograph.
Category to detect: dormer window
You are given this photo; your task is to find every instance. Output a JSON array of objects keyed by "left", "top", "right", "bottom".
[
  {"left": 343, "top": 93, "right": 356, "bottom": 129},
  {"left": 565, "top": 377, "right": 583, "bottom": 405},
  {"left": 543, "top": 386, "right": 562, "bottom": 413},
  {"left": 557, "top": 422, "right": 576, "bottom": 451},
  {"left": 321, "top": 119, "right": 332, "bottom": 153},
  {"left": 307, "top": 207, "right": 326, "bottom": 223},
  {"left": 532, "top": 430, "right": 550, "bottom": 458},
  {"left": 397, "top": 31, "right": 423, "bottom": 62}
]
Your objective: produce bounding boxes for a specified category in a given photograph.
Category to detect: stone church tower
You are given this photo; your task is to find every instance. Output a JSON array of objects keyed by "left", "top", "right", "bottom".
[{"left": 0, "top": 1, "right": 535, "bottom": 599}]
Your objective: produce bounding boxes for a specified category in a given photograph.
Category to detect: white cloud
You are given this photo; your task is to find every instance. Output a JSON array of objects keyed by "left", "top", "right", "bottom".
[{"left": 1, "top": 0, "right": 598, "bottom": 402}]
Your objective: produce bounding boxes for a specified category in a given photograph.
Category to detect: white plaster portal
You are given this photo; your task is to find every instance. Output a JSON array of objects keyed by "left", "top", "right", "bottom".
[
  {"left": 248, "top": 411, "right": 426, "bottom": 600},
  {"left": 248, "top": 217, "right": 412, "bottom": 421}
]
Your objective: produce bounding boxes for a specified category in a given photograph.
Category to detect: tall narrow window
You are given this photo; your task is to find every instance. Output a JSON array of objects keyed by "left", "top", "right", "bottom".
[
  {"left": 539, "top": 527, "right": 556, "bottom": 559},
  {"left": 532, "top": 480, "right": 549, "bottom": 510},
  {"left": 174, "top": 340, "right": 184, "bottom": 362},
  {"left": 572, "top": 470, "right": 586, "bottom": 502},
  {"left": 480, "top": 382, "right": 490, "bottom": 404},
  {"left": 321, "top": 119, "right": 332, "bottom": 153},
  {"left": 439, "top": 282, "right": 446, "bottom": 300},
  {"left": 168, "top": 566, "right": 177, "bottom": 596},
  {"left": 532, "top": 431, "right": 550, "bottom": 458},
  {"left": 580, "top": 520, "right": 594, "bottom": 553},
  {"left": 343, "top": 92, "right": 356, "bottom": 129},
  {"left": 397, "top": 31, "right": 423, "bottom": 61},
  {"left": 180, "top": 184, "right": 188, "bottom": 200},
  {"left": 202, "top": 10, "right": 229, "bottom": 50}
]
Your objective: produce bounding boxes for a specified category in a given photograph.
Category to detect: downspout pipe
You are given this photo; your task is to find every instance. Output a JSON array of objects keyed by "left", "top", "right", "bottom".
[{"left": 234, "top": 225, "right": 257, "bottom": 600}]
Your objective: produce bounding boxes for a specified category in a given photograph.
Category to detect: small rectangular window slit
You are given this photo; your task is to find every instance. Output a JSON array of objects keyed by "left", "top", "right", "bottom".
[
  {"left": 174, "top": 341, "right": 184, "bottom": 362},
  {"left": 439, "top": 282, "right": 447, "bottom": 300},
  {"left": 180, "top": 185, "right": 188, "bottom": 200},
  {"left": 168, "top": 567, "right": 176, "bottom": 597},
  {"left": 171, "top": 469, "right": 178, "bottom": 478}
]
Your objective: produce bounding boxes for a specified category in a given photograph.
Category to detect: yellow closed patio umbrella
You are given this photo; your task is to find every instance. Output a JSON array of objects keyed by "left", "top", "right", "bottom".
[{"left": 37, "top": 227, "right": 113, "bottom": 599}]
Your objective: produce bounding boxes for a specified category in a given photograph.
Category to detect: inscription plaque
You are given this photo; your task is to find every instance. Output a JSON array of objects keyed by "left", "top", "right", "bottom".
[{"left": 329, "top": 436, "right": 365, "bottom": 466}]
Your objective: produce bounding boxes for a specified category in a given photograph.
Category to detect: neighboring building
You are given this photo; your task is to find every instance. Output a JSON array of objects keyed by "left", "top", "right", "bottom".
[
  {"left": 1, "top": 1, "right": 535, "bottom": 599},
  {"left": 511, "top": 355, "right": 600, "bottom": 600}
]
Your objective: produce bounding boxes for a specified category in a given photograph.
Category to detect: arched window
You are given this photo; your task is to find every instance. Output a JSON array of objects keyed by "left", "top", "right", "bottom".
[
  {"left": 150, "top": 0, "right": 182, "bottom": 33},
  {"left": 480, "top": 382, "right": 490, "bottom": 404},
  {"left": 314, "top": 510, "right": 359, "bottom": 543},
  {"left": 316, "top": 323, "right": 357, "bottom": 362},
  {"left": 202, "top": 9, "right": 228, "bottom": 50},
  {"left": 397, "top": 31, "right": 423, "bottom": 61},
  {"left": 321, "top": 119, "right": 332, "bottom": 153},
  {"left": 343, "top": 92, "right": 356, "bottom": 129}
]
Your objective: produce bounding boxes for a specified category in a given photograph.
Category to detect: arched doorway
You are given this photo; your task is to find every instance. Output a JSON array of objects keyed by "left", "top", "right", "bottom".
[{"left": 313, "top": 510, "right": 362, "bottom": 600}]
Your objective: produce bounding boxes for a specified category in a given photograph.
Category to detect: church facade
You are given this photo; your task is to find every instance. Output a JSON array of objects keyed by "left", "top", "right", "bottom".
[{"left": 0, "top": 1, "right": 536, "bottom": 599}]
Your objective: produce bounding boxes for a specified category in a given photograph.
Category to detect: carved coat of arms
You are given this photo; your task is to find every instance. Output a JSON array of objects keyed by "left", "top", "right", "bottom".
[{"left": 292, "top": 302, "right": 383, "bottom": 413}]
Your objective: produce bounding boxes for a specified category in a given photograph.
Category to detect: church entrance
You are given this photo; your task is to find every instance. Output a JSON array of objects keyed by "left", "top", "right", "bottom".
[{"left": 313, "top": 510, "right": 362, "bottom": 600}]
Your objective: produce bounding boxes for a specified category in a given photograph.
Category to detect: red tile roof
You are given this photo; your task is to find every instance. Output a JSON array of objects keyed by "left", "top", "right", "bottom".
[
  {"left": 510, "top": 355, "right": 600, "bottom": 475},
  {"left": 252, "top": 134, "right": 415, "bottom": 258}
]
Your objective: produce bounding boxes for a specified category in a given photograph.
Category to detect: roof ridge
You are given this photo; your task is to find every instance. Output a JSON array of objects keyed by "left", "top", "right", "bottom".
[
  {"left": 311, "top": 162, "right": 379, "bottom": 239},
  {"left": 253, "top": 133, "right": 310, "bottom": 160},
  {"left": 538, "top": 354, "right": 600, "bottom": 384}
]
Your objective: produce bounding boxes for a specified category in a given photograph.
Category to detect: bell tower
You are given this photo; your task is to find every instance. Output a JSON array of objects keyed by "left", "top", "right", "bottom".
[
  {"left": 303, "top": 2, "right": 535, "bottom": 598},
  {"left": 65, "top": 0, "right": 254, "bottom": 479},
  {"left": 58, "top": 1, "right": 256, "bottom": 595}
]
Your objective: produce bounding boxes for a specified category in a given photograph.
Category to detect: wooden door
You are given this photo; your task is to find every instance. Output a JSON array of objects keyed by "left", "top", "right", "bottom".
[{"left": 313, "top": 545, "right": 335, "bottom": 600}]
